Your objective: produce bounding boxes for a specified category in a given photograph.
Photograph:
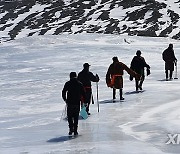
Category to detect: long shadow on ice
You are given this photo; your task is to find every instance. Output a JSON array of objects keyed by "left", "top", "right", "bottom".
[
  {"left": 99, "top": 99, "right": 120, "bottom": 104},
  {"left": 63, "top": 116, "right": 88, "bottom": 121},
  {"left": 47, "top": 135, "right": 80, "bottom": 143},
  {"left": 157, "top": 79, "right": 174, "bottom": 81},
  {"left": 125, "top": 90, "right": 145, "bottom": 95}
]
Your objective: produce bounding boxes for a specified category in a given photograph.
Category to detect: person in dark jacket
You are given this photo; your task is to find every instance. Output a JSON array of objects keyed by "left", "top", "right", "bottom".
[
  {"left": 130, "top": 50, "right": 150, "bottom": 91},
  {"left": 162, "top": 44, "right": 177, "bottom": 80},
  {"left": 78, "top": 63, "right": 99, "bottom": 115},
  {"left": 106, "top": 57, "right": 140, "bottom": 101},
  {"left": 62, "top": 72, "right": 86, "bottom": 135}
]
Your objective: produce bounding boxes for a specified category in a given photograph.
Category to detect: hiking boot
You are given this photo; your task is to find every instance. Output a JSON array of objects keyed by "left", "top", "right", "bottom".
[
  {"left": 74, "top": 131, "right": 78, "bottom": 135},
  {"left": 68, "top": 127, "right": 74, "bottom": 135},
  {"left": 69, "top": 131, "right": 73, "bottom": 135},
  {"left": 138, "top": 86, "right": 142, "bottom": 90}
]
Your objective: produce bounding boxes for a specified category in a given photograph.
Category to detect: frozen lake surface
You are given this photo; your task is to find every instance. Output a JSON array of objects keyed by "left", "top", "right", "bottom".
[{"left": 0, "top": 34, "right": 180, "bottom": 154}]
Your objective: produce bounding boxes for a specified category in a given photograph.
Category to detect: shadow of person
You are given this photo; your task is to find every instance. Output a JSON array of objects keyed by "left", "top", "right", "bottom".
[
  {"left": 99, "top": 99, "right": 120, "bottom": 104},
  {"left": 125, "top": 90, "right": 145, "bottom": 95},
  {"left": 47, "top": 135, "right": 77, "bottom": 143}
]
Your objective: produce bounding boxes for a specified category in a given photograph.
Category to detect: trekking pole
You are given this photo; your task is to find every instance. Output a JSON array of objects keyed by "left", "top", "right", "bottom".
[
  {"left": 96, "top": 82, "right": 99, "bottom": 112},
  {"left": 174, "top": 61, "right": 178, "bottom": 79}
]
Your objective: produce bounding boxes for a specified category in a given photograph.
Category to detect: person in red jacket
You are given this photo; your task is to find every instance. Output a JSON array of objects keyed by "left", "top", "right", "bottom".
[
  {"left": 162, "top": 44, "right": 177, "bottom": 80},
  {"left": 106, "top": 57, "right": 139, "bottom": 101},
  {"left": 62, "top": 72, "right": 86, "bottom": 135}
]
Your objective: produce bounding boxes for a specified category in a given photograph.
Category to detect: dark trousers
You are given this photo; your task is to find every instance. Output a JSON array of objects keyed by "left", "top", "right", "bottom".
[
  {"left": 135, "top": 75, "right": 145, "bottom": 91},
  {"left": 67, "top": 105, "right": 80, "bottom": 132},
  {"left": 84, "top": 88, "right": 92, "bottom": 113},
  {"left": 113, "top": 88, "right": 123, "bottom": 99},
  {"left": 166, "top": 70, "right": 173, "bottom": 79}
]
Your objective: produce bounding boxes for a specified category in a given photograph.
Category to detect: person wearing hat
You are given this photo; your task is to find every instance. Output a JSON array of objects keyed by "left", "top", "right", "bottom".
[
  {"left": 106, "top": 57, "right": 139, "bottom": 101},
  {"left": 62, "top": 72, "right": 86, "bottom": 135},
  {"left": 78, "top": 63, "right": 99, "bottom": 115},
  {"left": 162, "top": 44, "right": 177, "bottom": 80},
  {"left": 130, "top": 50, "right": 150, "bottom": 91}
]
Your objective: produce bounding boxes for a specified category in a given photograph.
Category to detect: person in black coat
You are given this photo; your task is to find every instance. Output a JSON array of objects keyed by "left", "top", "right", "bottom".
[
  {"left": 78, "top": 63, "right": 99, "bottom": 115},
  {"left": 130, "top": 50, "right": 150, "bottom": 91},
  {"left": 162, "top": 44, "right": 177, "bottom": 80},
  {"left": 62, "top": 72, "right": 86, "bottom": 135}
]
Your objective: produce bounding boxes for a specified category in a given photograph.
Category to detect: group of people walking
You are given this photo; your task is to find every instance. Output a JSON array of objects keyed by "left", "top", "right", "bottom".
[
  {"left": 62, "top": 63, "right": 99, "bottom": 135},
  {"left": 62, "top": 43, "right": 177, "bottom": 135}
]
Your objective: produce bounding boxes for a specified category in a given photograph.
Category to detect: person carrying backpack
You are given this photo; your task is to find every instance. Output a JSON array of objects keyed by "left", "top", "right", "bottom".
[{"left": 130, "top": 50, "right": 150, "bottom": 91}]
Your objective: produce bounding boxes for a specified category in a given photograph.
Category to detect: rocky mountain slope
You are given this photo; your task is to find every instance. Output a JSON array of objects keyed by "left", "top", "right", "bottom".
[{"left": 0, "top": 0, "right": 180, "bottom": 42}]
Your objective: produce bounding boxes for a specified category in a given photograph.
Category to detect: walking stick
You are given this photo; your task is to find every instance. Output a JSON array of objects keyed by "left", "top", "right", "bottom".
[
  {"left": 174, "top": 61, "right": 178, "bottom": 79},
  {"left": 96, "top": 82, "right": 99, "bottom": 112}
]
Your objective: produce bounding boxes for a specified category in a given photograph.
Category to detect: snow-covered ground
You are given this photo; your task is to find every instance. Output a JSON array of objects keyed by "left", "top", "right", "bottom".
[{"left": 0, "top": 34, "right": 180, "bottom": 154}]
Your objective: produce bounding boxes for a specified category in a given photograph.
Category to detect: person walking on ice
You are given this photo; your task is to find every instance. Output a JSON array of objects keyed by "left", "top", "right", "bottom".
[
  {"left": 162, "top": 44, "right": 177, "bottom": 81},
  {"left": 62, "top": 72, "right": 86, "bottom": 135},
  {"left": 130, "top": 50, "right": 150, "bottom": 91},
  {"left": 78, "top": 63, "right": 99, "bottom": 115},
  {"left": 106, "top": 56, "right": 140, "bottom": 101}
]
